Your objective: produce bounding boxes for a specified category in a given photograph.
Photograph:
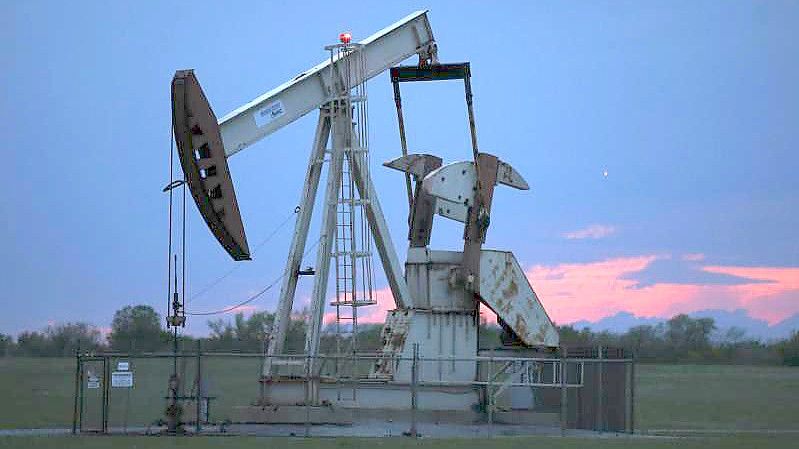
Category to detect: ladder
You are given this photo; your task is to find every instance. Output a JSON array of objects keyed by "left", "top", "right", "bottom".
[{"left": 327, "top": 41, "right": 376, "bottom": 401}]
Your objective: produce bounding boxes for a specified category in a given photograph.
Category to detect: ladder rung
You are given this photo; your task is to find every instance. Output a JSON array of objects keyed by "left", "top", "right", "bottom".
[
  {"left": 330, "top": 300, "right": 377, "bottom": 307},
  {"left": 331, "top": 251, "right": 371, "bottom": 257}
]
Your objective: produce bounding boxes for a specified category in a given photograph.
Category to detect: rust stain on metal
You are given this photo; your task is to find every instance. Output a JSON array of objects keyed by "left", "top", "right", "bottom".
[
  {"left": 479, "top": 250, "right": 559, "bottom": 347},
  {"left": 371, "top": 310, "right": 411, "bottom": 378},
  {"left": 515, "top": 314, "right": 528, "bottom": 338},
  {"left": 502, "top": 278, "right": 518, "bottom": 299}
]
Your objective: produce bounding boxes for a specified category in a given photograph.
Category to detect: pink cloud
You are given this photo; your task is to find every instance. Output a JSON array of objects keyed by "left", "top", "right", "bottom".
[
  {"left": 525, "top": 256, "right": 799, "bottom": 325},
  {"left": 563, "top": 224, "right": 616, "bottom": 240},
  {"left": 682, "top": 253, "right": 705, "bottom": 261},
  {"left": 700, "top": 265, "right": 799, "bottom": 323},
  {"left": 313, "top": 257, "right": 799, "bottom": 328},
  {"left": 323, "top": 287, "right": 396, "bottom": 325}
]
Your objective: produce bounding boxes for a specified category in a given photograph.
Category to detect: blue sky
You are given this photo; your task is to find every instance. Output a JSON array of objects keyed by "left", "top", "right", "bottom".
[{"left": 2, "top": 1, "right": 797, "bottom": 335}]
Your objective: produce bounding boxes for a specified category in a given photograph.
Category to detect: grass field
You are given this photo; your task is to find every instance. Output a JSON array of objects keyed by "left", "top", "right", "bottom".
[
  {"left": 1, "top": 358, "right": 798, "bottom": 448},
  {"left": 635, "top": 364, "right": 799, "bottom": 431}
]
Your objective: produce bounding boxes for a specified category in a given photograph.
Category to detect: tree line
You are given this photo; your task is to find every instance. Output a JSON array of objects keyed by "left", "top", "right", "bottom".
[
  {"left": 554, "top": 314, "right": 799, "bottom": 366},
  {"left": 1, "top": 305, "right": 797, "bottom": 366}
]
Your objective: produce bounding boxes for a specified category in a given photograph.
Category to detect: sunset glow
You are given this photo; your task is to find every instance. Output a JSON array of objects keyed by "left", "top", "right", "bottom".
[
  {"left": 314, "top": 255, "right": 799, "bottom": 328},
  {"left": 526, "top": 256, "right": 799, "bottom": 325}
]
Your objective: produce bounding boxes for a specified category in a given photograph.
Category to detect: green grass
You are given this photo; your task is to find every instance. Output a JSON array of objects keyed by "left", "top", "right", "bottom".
[
  {"left": 1, "top": 435, "right": 797, "bottom": 449},
  {"left": 2, "top": 358, "right": 798, "bottom": 433},
  {"left": 0, "top": 358, "right": 77, "bottom": 429},
  {"left": 635, "top": 364, "right": 799, "bottom": 431}
]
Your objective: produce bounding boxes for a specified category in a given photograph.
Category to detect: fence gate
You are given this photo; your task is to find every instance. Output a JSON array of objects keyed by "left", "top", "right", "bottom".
[{"left": 78, "top": 357, "right": 107, "bottom": 433}]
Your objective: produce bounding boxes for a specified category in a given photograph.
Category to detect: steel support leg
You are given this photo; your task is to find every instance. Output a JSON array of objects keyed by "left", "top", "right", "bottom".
[
  {"left": 263, "top": 111, "right": 331, "bottom": 380},
  {"left": 304, "top": 109, "right": 347, "bottom": 386}
]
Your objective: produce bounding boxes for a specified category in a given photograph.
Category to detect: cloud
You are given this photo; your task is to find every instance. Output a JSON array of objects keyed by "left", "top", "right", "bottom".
[
  {"left": 323, "top": 287, "right": 397, "bottom": 325},
  {"left": 701, "top": 265, "right": 799, "bottom": 324},
  {"left": 311, "top": 255, "right": 799, "bottom": 330},
  {"left": 563, "top": 224, "right": 616, "bottom": 240},
  {"left": 525, "top": 256, "right": 799, "bottom": 325},
  {"left": 622, "top": 257, "right": 770, "bottom": 288},
  {"left": 682, "top": 253, "right": 705, "bottom": 261}
]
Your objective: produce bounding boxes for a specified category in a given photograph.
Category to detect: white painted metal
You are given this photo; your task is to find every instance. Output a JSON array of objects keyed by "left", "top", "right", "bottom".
[
  {"left": 305, "top": 112, "right": 348, "bottom": 362},
  {"left": 383, "top": 154, "right": 439, "bottom": 178},
  {"left": 372, "top": 249, "right": 479, "bottom": 383},
  {"left": 423, "top": 161, "right": 475, "bottom": 206},
  {"left": 422, "top": 161, "right": 473, "bottom": 223},
  {"left": 328, "top": 44, "right": 377, "bottom": 384},
  {"left": 259, "top": 13, "right": 435, "bottom": 384},
  {"left": 421, "top": 159, "right": 529, "bottom": 223},
  {"left": 399, "top": 310, "right": 478, "bottom": 383},
  {"left": 372, "top": 309, "right": 478, "bottom": 384},
  {"left": 263, "top": 111, "right": 330, "bottom": 377},
  {"left": 478, "top": 250, "right": 559, "bottom": 347},
  {"left": 404, "top": 248, "right": 473, "bottom": 310},
  {"left": 496, "top": 160, "right": 529, "bottom": 190},
  {"left": 219, "top": 10, "right": 436, "bottom": 156},
  {"left": 434, "top": 198, "right": 468, "bottom": 223}
]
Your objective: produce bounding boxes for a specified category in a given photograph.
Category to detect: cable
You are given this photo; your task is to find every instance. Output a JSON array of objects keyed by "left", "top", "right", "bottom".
[
  {"left": 182, "top": 161, "right": 187, "bottom": 314},
  {"left": 166, "top": 123, "right": 174, "bottom": 321},
  {"left": 185, "top": 274, "right": 282, "bottom": 317},
  {"left": 185, "top": 235, "right": 322, "bottom": 316},
  {"left": 188, "top": 207, "right": 299, "bottom": 301}
]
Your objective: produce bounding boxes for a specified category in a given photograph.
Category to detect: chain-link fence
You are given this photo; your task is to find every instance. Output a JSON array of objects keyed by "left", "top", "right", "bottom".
[{"left": 73, "top": 343, "right": 634, "bottom": 436}]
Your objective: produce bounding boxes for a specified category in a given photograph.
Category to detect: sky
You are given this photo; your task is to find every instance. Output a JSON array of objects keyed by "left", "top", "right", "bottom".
[{"left": 1, "top": 1, "right": 797, "bottom": 337}]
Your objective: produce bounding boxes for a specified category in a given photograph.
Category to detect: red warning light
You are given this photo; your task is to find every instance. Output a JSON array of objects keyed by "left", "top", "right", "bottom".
[{"left": 339, "top": 31, "right": 352, "bottom": 44}]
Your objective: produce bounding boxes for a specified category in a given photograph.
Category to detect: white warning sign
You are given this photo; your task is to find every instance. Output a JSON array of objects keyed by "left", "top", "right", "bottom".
[
  {"left": 87, "top": 375, "right": 100, "bottom": 389},
  {"left": 111, "top": 371, "right": 133, "bottom": 388},
  {"left": 254, "top": 100, "right": 285, "bottom": 127}
]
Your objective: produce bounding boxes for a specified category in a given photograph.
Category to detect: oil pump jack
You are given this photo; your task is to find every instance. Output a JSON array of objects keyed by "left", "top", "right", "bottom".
[{"left": 171, "top": 10, "right": 559, "bottom": 414}]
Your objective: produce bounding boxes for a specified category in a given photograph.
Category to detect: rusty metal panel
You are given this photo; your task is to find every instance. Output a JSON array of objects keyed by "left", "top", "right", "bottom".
[
  {"left": 404, "top": 248, "right": 475, "bottom": 311},
  {"left": 370, "top": 309, "right": 413, "bottom": 379},
  {"left": 172, "top": 70, "right": 250, "bottom": 260},
  {"left": 479, "top": 250, "right": 559, "bottom": 347},
  {"left": 371, "top": 308, "right": 478, "bottom": 384},
  {"left": 383, "top": 154, "right": 442, "bottom": 246}
]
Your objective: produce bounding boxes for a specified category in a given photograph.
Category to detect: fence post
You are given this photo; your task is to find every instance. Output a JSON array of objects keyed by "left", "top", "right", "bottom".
[
  {"left": 72, "top": 343, "right": 80, "bottom": 435},
  {"left": 625, "top": 356, "right": 632, "bottom": 433},
  {"left": 630, "top": 353, "right": 636, "bottom": 434},
  {"left": 596, "top": 345, "right": 604, "bottom": 432},
  {"left": 410, "top": 343, "right": 419, "bottom": 438},
  {"left": 487, "top": 350, "right": 494, "bottom": 434},
  {"left": 304, "top": 354, "right": 311, "bottom": 437},
  {"left": 196, "top": 339, "right": 202, "bottom": 433},
  {"left": 78, "top": 355, "right": 85, "bottom": 433},
  {"left": 102, "top": 356, "right": 109, "bottom": 434},
  {"left": 560, "top": 346, "right": 567, "bottom": 437}
]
